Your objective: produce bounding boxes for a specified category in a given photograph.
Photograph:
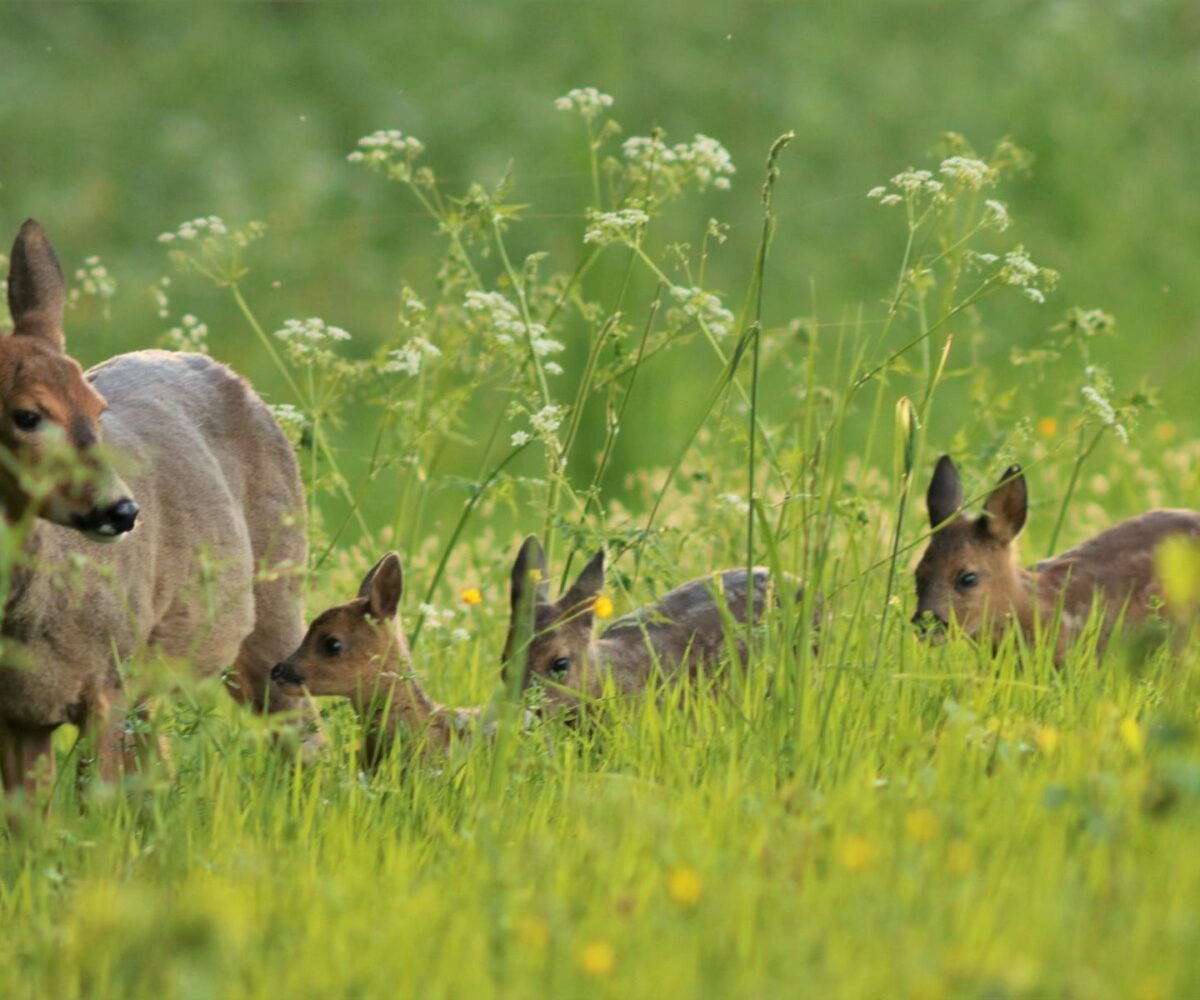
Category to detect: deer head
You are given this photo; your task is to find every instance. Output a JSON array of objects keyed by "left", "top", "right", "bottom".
[{"left": 1, "top": 219, "right": 138, "bottom": 539}]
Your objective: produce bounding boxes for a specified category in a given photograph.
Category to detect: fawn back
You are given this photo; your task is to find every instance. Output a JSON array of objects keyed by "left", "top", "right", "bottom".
[
  {"left": 913, "top": 453, "right": 1200, "bottom": 649},
  {"left": 501, "top": 535, "right": 773, "bottom": 711}
]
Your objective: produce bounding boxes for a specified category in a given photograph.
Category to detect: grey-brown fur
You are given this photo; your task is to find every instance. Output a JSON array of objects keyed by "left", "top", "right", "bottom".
[
  {"left": 913, "top": 453, "right": 1200, "bottom": 654},
  {"left": 502, "top": 535, "right": 775, "bottom": 712},
  {"left": 0, "top": 220, "right": 308, "bottom": 793}
]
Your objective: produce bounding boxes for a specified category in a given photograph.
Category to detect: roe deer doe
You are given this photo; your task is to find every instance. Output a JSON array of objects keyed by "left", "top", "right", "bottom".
[
  {"left": 271, "top": 552, "right": 493, "bottom": 763},
  {"left": 501, "top": 535, "right": 781, "bottom": 713},
  {"left": 0, "top": 219, "right": 309, "bottom": 794},
  {"left": 913, "top": 453, "right": 1200, "bottom": 652}
]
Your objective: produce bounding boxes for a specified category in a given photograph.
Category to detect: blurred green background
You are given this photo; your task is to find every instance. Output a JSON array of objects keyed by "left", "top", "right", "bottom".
[{"left": 3, "top": 0, "right": 1198, "bottom": 542}]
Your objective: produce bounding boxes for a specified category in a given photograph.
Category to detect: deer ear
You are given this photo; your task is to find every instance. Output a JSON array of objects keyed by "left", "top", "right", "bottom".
[
  {"left": 927, "top": 454, "right": 963, "bottom": 528},
  {"left": 510, "top": 534, "right": 549, "bottom": 611},
  {"left": 983, "top": 465, "right": 1027, "bottom": 544},
  {"left": 358, "top": 552, "right": 404, "bottom": 620},
  {"left": 7, "top": 219, "right": 66, "bottom": 349},
  {"left": 562, "top": 550, "right": 605, "bottom": 616}
]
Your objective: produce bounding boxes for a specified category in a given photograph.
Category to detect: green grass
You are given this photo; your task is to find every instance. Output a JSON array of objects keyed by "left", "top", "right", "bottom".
[{"left": 3, "top": 3, "right": 1200, "bottom": 996}]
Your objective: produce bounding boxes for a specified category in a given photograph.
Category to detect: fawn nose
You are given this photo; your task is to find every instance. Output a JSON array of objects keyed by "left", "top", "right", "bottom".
[
  {"left": 271, "top": 662, "right": 301, "bottom": 684},
  {"left": 105, "top": 498, "right": 140, "bottom": 534}
]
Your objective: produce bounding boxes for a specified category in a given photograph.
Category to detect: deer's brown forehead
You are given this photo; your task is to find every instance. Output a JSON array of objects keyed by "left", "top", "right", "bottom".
[{"left": 1, "top": 351, "right": 105, "bottom": 419}]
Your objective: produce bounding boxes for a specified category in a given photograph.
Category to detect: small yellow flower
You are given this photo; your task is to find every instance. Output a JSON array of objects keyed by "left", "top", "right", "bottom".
[
  {"left": 579, "top": 939, "right": 614, "bottom": 978},
  {"left": 1037, "top": 417, "right": 1058, "bottom": 439},
  {"left": 1119, "top": 716, "right": 1145, "bottom": 756},
  {"left": 904, "top": 808, "right": 940, "bottom": 844},
  {"left": 594, "top": 594, "right": 615, "bottom": 619},
  {"left": 460, "top": 586, "right": 483, "bottom": 606},
  {"left": 946, "top": 839, "right": 974, "bottom": 874},
  {"left": 666, "top": 865, "right": 703, "bottom": 906},
  {"left": 528, "top": 567, "right": 543, "bottom": 583},
  {"left": 1155, "top": 421, "right": 1177, "bottom": 444},
  {"left": 836, "top": 834, "right": 877, "bottom": 873},
  {"left": 1035, "top": 725, "right": 1060, "bottom": 755}
]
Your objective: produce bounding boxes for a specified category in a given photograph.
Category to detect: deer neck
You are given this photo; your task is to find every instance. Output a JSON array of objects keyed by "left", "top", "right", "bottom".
[
  {"left": 350, "top": 634, "right": 438, "bottom": 757},
  {"left": 591, "top": 635, "right": 652, "bottom": 692}
]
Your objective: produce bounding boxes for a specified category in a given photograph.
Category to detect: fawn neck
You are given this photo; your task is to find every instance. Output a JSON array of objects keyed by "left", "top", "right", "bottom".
[{"left": 350, "top": 631, "right": 438, "bottom": 757}]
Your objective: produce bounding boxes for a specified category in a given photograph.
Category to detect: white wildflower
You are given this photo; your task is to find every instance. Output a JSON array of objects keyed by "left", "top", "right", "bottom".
[
  {"left": 269, "top": 403, "right": 306, "bottom": 430},
  {"left": 529, "top": 404, "right": 565, "bottom": 437},
  {"left": 70, "top": 255, "right": 116, "bottom": 304},
  {"left": 583, "top": 208, "right": 650, "bottom": 246},
  {"left": 867, "top": 186, "right": 887, "bottom": 200},
  {"left": 164, "top": 312, "right": 210, "bottom": 354},
  {"left": 158, "top": 215, "right": 228, "bottom": 244},
  {"left": 983, "top": 199, "right": 1011, "bottom": 232},
  {"left": 347, "top": 129, "right": 425, "bottom": 180},
  {"left": 879, "top": 193, "right": 903, "bottom": 207},
  {"left": 939, "top": 156, "right": 993, "bottom": 190},
  {"left": 274, "top": 317, "right": 350, "bottom": 344},
  {"left": 1024, "top": 288, "right": 1045, "bottom": 304},
  {"left": 544, "top": 361, "right": 564, "bottom": 376},
  {"left": 891, "top": 169, "right": 934, "bottom": 193},
  {"left": 449, "top": 627, "right": 471, "bottom": 644},
  {"left": 384, "top": 336, "right": 441, "bottom": 376},
  {"left": 670, "top": 285, "right": 735, "bottom": 337},
  {"left": 554, "top": 87, "right": 614, "bottom": 120},
  {"left": 511, "top": 430, "right": 531, "bottom": 447}
]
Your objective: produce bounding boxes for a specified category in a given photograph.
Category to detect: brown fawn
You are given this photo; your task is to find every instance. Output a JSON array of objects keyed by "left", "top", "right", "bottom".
[
  {"left": 501, "top": 535, "right": 779, "bottom": 712},
  {"left": 0, "top": 219, "right": 309, "bottom": 794},
  {"left": 271, "top": 553, "right": 489, "bottom": 763},
  {"left": 913, "top": 453, "right": 1200, "bottom": 651}
]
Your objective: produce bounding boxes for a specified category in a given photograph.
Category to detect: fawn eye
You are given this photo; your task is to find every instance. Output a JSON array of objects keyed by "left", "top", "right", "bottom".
[
  {"left": 12, "top": 409, "right": 41, "bottom": 431},
  {"left": 956, "top": 571, "right": 979, "bottom": 590},
  {"left": 322, "top": 636, "right": 344, "bottom": 656},
  {"left": 549, "top": 656, "right": 570, "bottom": 679}
]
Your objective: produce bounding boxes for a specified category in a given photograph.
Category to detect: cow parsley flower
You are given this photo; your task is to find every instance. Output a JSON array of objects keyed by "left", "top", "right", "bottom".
[
  {"left": 164, "top": 313, "right": 210, "bottom": 354},
  {"left": 511, "top": 430, "right": 531, "bottom": 447},
  {"left": 384, "top": 336, "right": 441, "bottom": 376},
  {"left": 554, "top": 87, "right": 614, "bottom": 120},
  {"left": 274, "top": 317, "right": 350, "bottom": 361},
  {"left": 670, "top": 285, "right": 735, "bottom": 337},
  {"left": 529, "top": 404, "right": 565, "bottom": 437},
  {"left": 583, "top": 208, "right": 650, "bottom": 246},
  {"left": 939, "top": 156, "right": 994, "bottom": 190},
  {"left": 982, "top": 199, "right": 1012, "bottom": 232},
  {"left": 158, "top": 215, "right": 227, "bottom": 243},
  {"left": 347, "top": 129, "right": 426, "bottom": 181}
]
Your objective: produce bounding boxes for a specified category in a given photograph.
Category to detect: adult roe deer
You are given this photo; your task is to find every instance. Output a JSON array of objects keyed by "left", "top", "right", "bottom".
[
  {"left": 0, "top": 219, "right": 309, "bottom": 794},
  {"left": 912, "top": 454, "right": 1200, "bottom": 652},
  {"left": 271, "top": 552, "right": 494, "bottom": 763},
  {"left": 501, "top": 535, "right": 784, "bottom": 713}
]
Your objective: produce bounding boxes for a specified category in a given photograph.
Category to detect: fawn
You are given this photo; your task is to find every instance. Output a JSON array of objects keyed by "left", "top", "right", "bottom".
[
  {"left": 0, "top": 219, "right": 310, "bottom": 794},
  {"left": 913, "top": 453, "right": 1200, "bottom": 651},
  {"left": 271, "top": 553, "right": 489, "bottom": 763},
  {"left": 501, "top": 535, "right": 780, "bottom": 712}
]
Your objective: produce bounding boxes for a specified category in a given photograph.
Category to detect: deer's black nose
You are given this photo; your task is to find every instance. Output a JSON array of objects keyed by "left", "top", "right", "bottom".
[
  {"left": 272, "top": 662, "right": 303, "bottom": 684},
  {"left": 106, "top": 498, "right": 140, "bottom": 534}
]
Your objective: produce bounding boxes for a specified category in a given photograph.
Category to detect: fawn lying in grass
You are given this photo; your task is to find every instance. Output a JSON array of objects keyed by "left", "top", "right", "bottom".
[
  {"left": 271, "top": 553, "right": 490, "bottom": 763},
  {"left": 0, "top": 220, "right": 309, "bottom": 795},
  {"left": 913, "top": 454, "right": 1200, "bottom": 652},
  {"left": 501, "top": 535, "right": 783, "bottom": 712}
]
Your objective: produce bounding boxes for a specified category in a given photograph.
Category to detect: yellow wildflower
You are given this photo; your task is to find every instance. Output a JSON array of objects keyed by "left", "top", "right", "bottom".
[
  {"left": 460, "top": 587, "right": 483, "bottom": 606},
  {"left": 579, "top": 940, "right": 614, "bottom": 978},
  {"left": 1119, "top": 716, "right": 1145, "bottom": 756},
  {"left": 1037, "top": 417, "right": 1058, "bottom": 438},
  {"left": 594, "top": 594, "right": 615, "bottom": 619},
  {"left": 1035, "top": 726, "right": 1059, "bottom": 755},
  {"left": 666, "top": 865, "right": 702, "bottom": 906},
  {"left": 1155, "top": 421, "right": 1176, "bottom": 444},
  {"left": 836, "top": 834, "right": 877, "bottom": 873},
  {"left": 904, "top": 808, "right": 940, "bottom": 844}
]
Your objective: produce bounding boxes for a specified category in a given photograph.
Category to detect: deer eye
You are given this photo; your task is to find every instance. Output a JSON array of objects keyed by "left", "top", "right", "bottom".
[
  {"left": 549, "top": 656, "right": 570, "bottom": 679},
  {"left": 956, "top": 571, "right": 979, "bottom": 590},
  {"left": 322, "top": 636, "right": 344, "bottom": 656},
  {"left": 12, "top": 409, "right": 41, "bottom": 431}
]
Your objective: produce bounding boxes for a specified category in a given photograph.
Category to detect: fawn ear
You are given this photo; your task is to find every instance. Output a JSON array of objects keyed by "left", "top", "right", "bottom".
[
  {"left": 562, "top": 550, "right": 605, "bottom": 615},
  {"left": 510, "top": 534, "right": 549, "bottom": 611},
  {"left": 358, "top": 552, "right": 404, "bottom": 620},
  {"left": 927, "top": 454, "right": 963, "bottom": 528},
  {"left": 7, "top": 219, "right": 66, "bottom": 349},
  {"left": 983, "top": 465, "right": 1027, "bottom": 544}
]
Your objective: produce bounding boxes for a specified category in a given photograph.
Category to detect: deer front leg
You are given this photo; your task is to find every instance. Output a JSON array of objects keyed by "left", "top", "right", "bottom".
[
  {"left": 79, "top": 688, "right": 135, "bottom": 785},
  {"left": 0, "top": 718, "right": 56, "bottom": 798}
]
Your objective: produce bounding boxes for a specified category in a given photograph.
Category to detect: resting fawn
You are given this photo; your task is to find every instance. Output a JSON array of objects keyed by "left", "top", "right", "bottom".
[
  {"left": 501, "top": 535, "right": 780, "bottom": 712},
  {"left": 271, "top": 553, "right": 487, "bottom": 763},
  {"left": 913, "top": 454, "right": 1200, "bottom": 651},
  {"left": 0, "top": 220, "right": 310, "bottom": 794}
]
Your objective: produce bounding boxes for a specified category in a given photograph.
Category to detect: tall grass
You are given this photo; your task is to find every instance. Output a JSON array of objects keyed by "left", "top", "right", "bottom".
[{"left": 2, "top": 91, "right": 1199, "bottom": 998}]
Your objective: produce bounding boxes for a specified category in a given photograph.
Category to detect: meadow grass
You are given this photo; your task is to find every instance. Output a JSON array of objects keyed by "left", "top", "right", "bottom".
[{"left": 2, "top": 82, "right": 1200, "bottom": 1000}]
